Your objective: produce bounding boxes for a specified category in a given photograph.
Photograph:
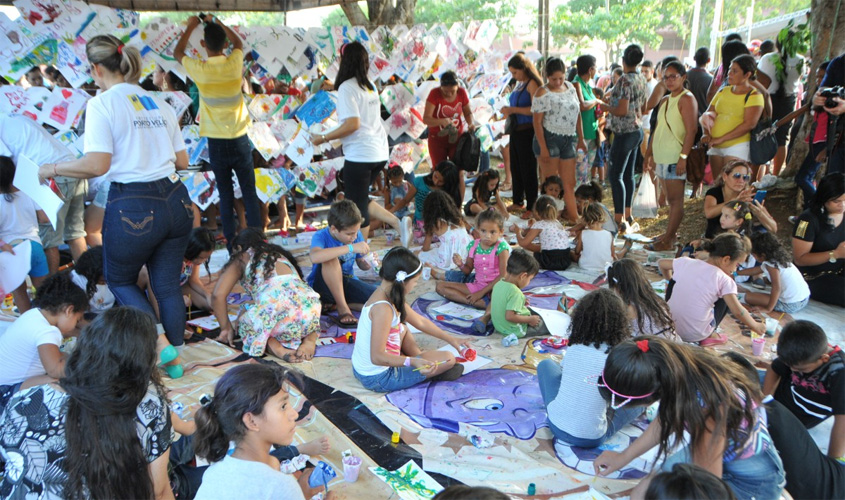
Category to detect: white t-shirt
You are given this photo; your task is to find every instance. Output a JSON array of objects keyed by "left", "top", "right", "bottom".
[
  {"left": 0, "top": 192, "right": 41, "bottom": 243},
  {"left": 546, "top": 344, "right": 612, "bottom": 439},
  {"left": 0, "top": 308, "right": 62, "bottom": 385},
  {"left": 757, "top": 53, "right": 804, "bottom": 96},
  {"left": 84, "top": 83, "right": 185, "bottom": 183},
  {"left": 71, "top": 270, "right": 115, "bottom": 313},
  {"left": 533, "top": 219, "right": 570, "bottom": 251},
  {"left": 0, "top": 114, "right": 74, "bottom": 167},
  {"left": 336, "top": 79, "right": 389, "bottom": 162},
  {"left": 761, "top": 261, "right": 811, "bottom": 304},
  {"left": 418, "top": 226, "right": 473, "bottom": 270},
  {"left": 195, "top": 455, "right": 305, "bottom": 500},
  {"left": 579, "top": 229, "right": 613, "bottom": 272},
  {"left": 642, "top": 78, "right": 659, "bottom": 131}
]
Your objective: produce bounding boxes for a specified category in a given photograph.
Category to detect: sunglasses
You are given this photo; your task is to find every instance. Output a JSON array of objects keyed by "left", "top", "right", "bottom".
[
  {"left": 730, "top": 173, "right": 751, "bottom": 181},
  {"left": 585, "top": 371, "right": 655, "bottom": 410}
]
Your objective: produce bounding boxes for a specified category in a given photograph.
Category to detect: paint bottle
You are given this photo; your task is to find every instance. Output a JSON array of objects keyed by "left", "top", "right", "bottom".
[
  {"left": 527, "top": 483, "right": 536, "bottom": 495},
  {"left": 460, "top": 347, "right": 477, "bottom": 361},
  {"left": 391, "top": 431, "right": 400, "bottom": 444}
]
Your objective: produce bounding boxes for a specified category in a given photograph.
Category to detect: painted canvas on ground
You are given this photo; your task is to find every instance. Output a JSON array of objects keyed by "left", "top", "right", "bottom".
[{"left": 370, "top": 460, "right": 442, "bottom": 500}]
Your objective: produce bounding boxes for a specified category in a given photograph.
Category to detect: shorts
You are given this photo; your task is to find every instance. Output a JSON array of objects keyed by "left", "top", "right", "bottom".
[
  {"left": 774, "top": 296, "right": 809, "bottom": 313},
  {"left": 38, "top": 177, "right": 87, "bottom": 248},
  {"left": 534, "top": 249, "right": 572, "bottom": 270},
  {"left": 656, "top": 163, "right": 687, "bottom": 181},
  {"left": 354, "top": 366, "right": 426, "bottom": 392},
  {"left": 708, "top": 142, "right": 750, "bottom": 161},
  {"left": 532, "top": 130, "right": 578, "bottom": 159},
  {"left": 309, "top": 271, "right": 377, "bottom": 307},
  {"left": 93, "top": 180, "right": 111, "bottom": 209},
  {"left": 29, "top": 240, "right": 49, "bottom": 278}
]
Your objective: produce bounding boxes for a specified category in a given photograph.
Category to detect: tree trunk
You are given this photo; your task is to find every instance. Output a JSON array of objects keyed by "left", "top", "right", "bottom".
[
  {"left": 341, "top": 0, "right": 417, "bottom": 29},
  {"left": 781, "top": 0, "right": 845, "bottom": 182}
]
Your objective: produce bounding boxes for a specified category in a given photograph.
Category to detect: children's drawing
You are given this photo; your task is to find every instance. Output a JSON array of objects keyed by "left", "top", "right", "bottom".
[
  {"left": 150, "top": 91, "right": 191, "bottom": 121},
  {"left": 294, "top": 90, "right": 336, "bottom": 126},
  {"left": 431, "top": 302, "right": 484, "bottom": 321},
  {"left": 369, "top": 460, "right": 442, "bottom": 500},
  {"left": 181, "top": 171, "right": 217, "bottom": 211},
  {"left": 13, "top": 0, "right": 63, "bottom": 28},
  {"left": 406, "top": 107, "right": 427, "bottom": 139},
  {"left": 384, "top": 108, "right": 411, "bottom": 141},
  {"left": 55, "top": 40, "right": 89, "bottom": 88},
  {"left": 247, "top": 122, "right": 283, "bottom": 162},
  {"left": 20, "top": 85, "right": 52, "bottom": 122},
  {"left": 379, "top": 83, "right": 415, "bottom": 115},
  {"left": 53, "top": 129, "right": 83, "bottom": 158},
  {"left": 389, "top": 142, "right": 426, "bottom": 173},
  {"left": 140, "top": 17, "right": 182, "bottom": 61},
  {"left": 182, "top": 125, "right": 209, "bottom": 165},
  {"left": 437, "top": 345, "right": 491, "bottom": 374},
  {"left": 285, "top": 124, "right": 315, "bottom": 167},
  {"left": 253, "top": 167, "right": 289, "bottom": 203},
  {"left": 0, "top": 85, "right": 29, "bottom": 115},
  {"left": 304, "top": 26, "right": 332, "bottom": 58},
  {"left": 186, "top": 314, "right": 238, "bottom": 331},
  {"left": 556, "top": 417, "right": 655, "bottom": 480},
  {"left": 386, "top": 369, "right": 549, "bottom": 440},
  {"left": 248, "top": 93, "right": 281, "bottom": 122},
  {"left": 6, "top": 39, "right": 57, "bottom": 82}
]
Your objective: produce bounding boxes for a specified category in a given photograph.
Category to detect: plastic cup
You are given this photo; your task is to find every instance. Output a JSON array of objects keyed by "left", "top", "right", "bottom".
[
  {"left": 422, "top": 267, "right": 432, "bottom": 280},
  {"left": 752, "top": 337, "right": 766, "bottom": 356},
  {"left": 460, "top": 347, "right": 477, "bottom": 361},
  {"left": 386, "top": 232, "right": 395, "bottom": 244},
  {"left": 765, "top": 318, "right": 778, "bottom": 336},
  {"left": 343, "top": 455, "right": 362, "bottom": 483}
]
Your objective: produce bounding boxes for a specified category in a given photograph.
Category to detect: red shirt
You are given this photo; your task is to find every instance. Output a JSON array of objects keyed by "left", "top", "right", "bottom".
[{"left": 426, "top": 87, "right": 470, "bottom": 135}]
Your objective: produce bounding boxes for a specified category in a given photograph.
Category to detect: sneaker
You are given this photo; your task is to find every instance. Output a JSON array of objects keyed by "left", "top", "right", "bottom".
[
  {"left": 399, "top": 216, "right": 413, "bottom": 247},
  {"left": 628, "top": 221, "right": 641, "bottom": 234}
]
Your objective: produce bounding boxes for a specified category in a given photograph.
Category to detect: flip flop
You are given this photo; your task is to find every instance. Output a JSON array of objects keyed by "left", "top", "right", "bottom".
[
  {"left": 699, "top": 334, "right": 728, "bottom": 347},
  {"left": 472, "top": 319, "right": 488, "bottom": 335},
  {"left": 331, "top": 312, "right": 358, "bottom": 327}
]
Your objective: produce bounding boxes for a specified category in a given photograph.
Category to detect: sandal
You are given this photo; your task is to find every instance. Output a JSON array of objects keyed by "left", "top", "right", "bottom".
[
  {"left": 699, "top": 334, "right": 728, "bottom": 347},
  {"left": 500, "top": 181, "right": 512, "bottom": 191},
  {"left": 331, "top": 312, "right": 358, "bottom": 327},
  {"left": 520, "top": 210, "right": 534, "bottom": 220},
  {"left": 645, "top": 240, "right": 676, "bottom": 252}
]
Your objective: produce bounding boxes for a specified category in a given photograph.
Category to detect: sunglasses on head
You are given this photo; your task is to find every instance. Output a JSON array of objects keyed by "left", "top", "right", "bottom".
[{"left": 730, "top": 172, "right": 751, "bottom": 181}]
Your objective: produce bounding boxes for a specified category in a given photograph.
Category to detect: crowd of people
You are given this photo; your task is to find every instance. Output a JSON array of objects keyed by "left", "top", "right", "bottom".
[{"left": 1, "top": 12, "right": 844, "bottom": 500}]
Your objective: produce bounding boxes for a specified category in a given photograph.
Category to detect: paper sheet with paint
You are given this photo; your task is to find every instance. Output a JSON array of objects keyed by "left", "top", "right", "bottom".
[
  {"left": 13, "top": 155, "right": 63, "bottom": 229},
  {"left": 531, "top": 307, "right": 571, "bottom": 336},
  {"left": 40, "top": 86, "right": 90, "bottom": 131},
  {"left": 187, "top": 314, "right": 238, "bottom": 331},
  {"left": 437, "top": 345, "right": 491, "bottom": 374},
  {"left": 0, "top": 241, "right": 31, "bottom": 295},
  {"left": 294, "top": 90, "right": 336, "bottom": 126},
  {"left": 431, "top": 303, "right": 484, "bottom": 321},
  {"left": 370, "top": 460, "right": 442, "bottom": 500},
  {"left": 285, "top": 125, "right": 314, "bottom": 167}
]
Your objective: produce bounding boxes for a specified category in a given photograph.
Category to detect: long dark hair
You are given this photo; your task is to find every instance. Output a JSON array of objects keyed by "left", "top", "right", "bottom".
[
  {"left": 720, "top": 40, "right": 750, "bottom": 81},
  {"left": 568, "top": 288, "right": 631, "bottom": 351},
  {"left": 61, "top": 307, "right": 164, "bottom": 499},
  {"left": 379, "top": 247, "right": 421, "bottom": 323},
  {"left": 186, "top": 227, "right": 216, "bottom": 276},
  {"left": 423, "top": 189, "right": 462, "bottom": 236},
  {"left": 427, "top": 160, "right": 462, "bottom": 208},
  {"left": 226, "top": 228, "right": 303, "bottom": 280},
  {"left": 808, "top": 173, "right": 845, "bottom": 230},
  {"left": 607, "top": 259, "right": 674, "bottom": 335},
  {"left": 74, "top": 246, "right": 105, "bottom": 299},
  {"left": 507, "top": 53, "right": 543, "bottom": 88},
  {"left": 194, "top": 364, "right": 290, "bottom": 462},
  {"left": 601, "top": 337, "right": 760, "bottom": 465},
  {"left": 0, "top": 155, "right": 14, "bottom": 202},
  {"left": 472, "top": 169, "right": 500, "bottom": 204},
  {"left": 335, "top": 41, "right": 372, "bottom": 91}
]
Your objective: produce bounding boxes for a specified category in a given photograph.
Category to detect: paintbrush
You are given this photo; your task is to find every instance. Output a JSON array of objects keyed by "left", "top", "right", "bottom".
[{"left": 412, "top": 360, "right": 446, "bottom": 372}]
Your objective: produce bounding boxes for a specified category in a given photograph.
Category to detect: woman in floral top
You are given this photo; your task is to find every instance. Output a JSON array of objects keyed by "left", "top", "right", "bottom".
[
  {"left": 606, "top": 44, "right": 648, "bottom": 232},
  {"left": 532, "top": 57, "right": 587, "bottom": 222},
  {"left": 212, "top": 229, "right": 321, "bottom": 362}
]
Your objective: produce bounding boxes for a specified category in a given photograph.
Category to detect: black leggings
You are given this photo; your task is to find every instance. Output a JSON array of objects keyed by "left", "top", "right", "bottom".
[
  {"left": 342, "top": 159, "right": 386, "bottom": 227},
  {"left": 509, "top": 128, "right": 538, "bottom": 210},
  {"left": 807, "top": 274, "right": 845, "bottom": 307}
]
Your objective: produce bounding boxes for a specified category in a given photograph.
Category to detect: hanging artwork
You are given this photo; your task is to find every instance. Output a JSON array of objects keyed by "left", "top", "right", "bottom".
[
  {"left": 182, "top": 125, "right": 209, "bottom": 165},
  {"left": 293, "top": 90, "right": 336, "bottom": 126},
  {"left": 380, "top": 83, "right": 415, "bottom": 115},
  {"left": 247, "top": 122, "right": 283, "bottom": 162},
  {"left": 248, "top": 93, "right": 282, "bottom": 122},
  {"left": 151, "top": 91, "right": 192, "bottom": 121},
  {"left": 383, "top": 107, "right": 411, "bottom": 141},
  {"left": 0, "top": 85, "right": 28, "bottom": 115},
  {"left": 181, "top": 171, "right": 217, "bottom": 210},
  {"left": 253, "top": 167, "right": 289, "bottom": 203},
  {"left": 53, "top": 129, "right": 83, "bottom": 157},
  {"left": 55, "top": 40, "right": 88, "bottom": 88},
  {"left": 40, "top": 86, "right": 89, "bottom": 131},
  {"left": 285, "top": 124, "right": 314, "bottom": 167},
  {"left": 19, "top": 85, "right": 52, "bottom": 122}
]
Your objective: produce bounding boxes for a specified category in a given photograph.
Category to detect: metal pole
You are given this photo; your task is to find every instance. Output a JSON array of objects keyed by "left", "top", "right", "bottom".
[
  {"left": 710, "top": 0, "right": 725, "bottom": 67},
  {"left": 688, "top": 0, "right": 702, "bottom": 61}
]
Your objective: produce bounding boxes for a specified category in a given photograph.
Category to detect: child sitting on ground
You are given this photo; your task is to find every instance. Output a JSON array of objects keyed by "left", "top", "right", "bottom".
[
  {"left": 464, "top": 170, "right": 507, "bottom": 216},
  {"left": 740, "top": 232, "right": 811, "bottom": 313},
  {"left": 0, "top": 155, "right": 50, "bottom": 313},
  {"left": 213, "top": 229, "right": 321, "bottom": 361},
  {"left": 373, "top": 164, "right": 416, "bottom": 232},
  {"left": 486, "top": 249, "right": 548, "bottom": 338},
  {"left": 308, "top": 200, "right": 375, "bottom": 326},
  {"left": 606, "top": 259, "right": 678, "bottom": 340},
  {"left": 538, "top": 288, "right": 640, "bottom": 448},
  {"left": 510, "top": 195, "right": 572, "bottom": 270},
  {"left": 573, "top": 202, "right": 619, "bottom": 271},
  {"left": 659, "top": 233, "right": 765, "bottom": 345},
  {"left": 70, "top": 246, "right": 115, "bottom": 314},
  {"left": 413, "top": 161, "right": 461, "bottom": 239},
  {"left": 435, "top": 209, "right": 509, "bottom": 309},
  {"left": 148, "top": 227, "right": 216, "bottom": 319},
  {"left": 571, "top": 181, "right": 617, "bottom": 236},
  {"left": 418, "top": 190, "right": 473, "bottom": 275},
  {"left": 763, "top": 320, "right": 844, "bottom": 460},
  {"left": 194, "top": 364, "right": 334, "bottom": 500},
  {"left": 540, "top": 175, "right": 566, "bottom": 216},
  {"left": 352, "top": 247, "right": 469, "bottom": 392},
  {"left": 0, "top": 272, "right": 87, "bottom": 411}
]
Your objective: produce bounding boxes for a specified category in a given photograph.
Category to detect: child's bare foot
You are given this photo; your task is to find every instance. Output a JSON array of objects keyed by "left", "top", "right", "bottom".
[
  {"left": 298, "top": 436, "right": 330, "bottom": 457},
  {"left": 268, "top": 341, "right": 303, "bottom": 363}
]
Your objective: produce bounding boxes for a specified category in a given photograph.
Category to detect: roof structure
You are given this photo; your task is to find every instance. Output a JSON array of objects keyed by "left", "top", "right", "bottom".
[{"left": 0, "top": 0, "right": 349, "bottom": 11}]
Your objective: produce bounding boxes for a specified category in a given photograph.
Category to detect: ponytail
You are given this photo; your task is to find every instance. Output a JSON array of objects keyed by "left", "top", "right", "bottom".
[
  {"left": 86, "top": 35, "right": 142, "bottom": 83},
  {"left": 194, "top": 400, "right": 230, "bottom": 462},
  {"left": 379, "top": 247, "right": 422, "bottom": 323}
]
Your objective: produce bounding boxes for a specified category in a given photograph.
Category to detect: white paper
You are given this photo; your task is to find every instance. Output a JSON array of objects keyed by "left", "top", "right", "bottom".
[
  {"left": 0, "top": 241, "right": 31, "bottom": 294},
  {"left": 437, "top": 344, "right": 491, "bottom": 374},
  {"left": 186, "top": 314, "right": 238, "bottom": 330},
  {"left": 531, "top": 307, "right": 571, "bottom": 336},
  {"left": 285, "top": 125, "right": 315, "bottom": 167},
  {"left": 14, "top": 155, "right": 64, "bottom": 229},
  {"left": 431, "top": 302, "right": 484, "bottom": 321}
]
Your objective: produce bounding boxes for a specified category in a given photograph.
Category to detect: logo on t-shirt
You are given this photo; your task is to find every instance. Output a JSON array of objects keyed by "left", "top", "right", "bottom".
[{"left": 128, "top": 94, "right": 159, "bottom": 112}]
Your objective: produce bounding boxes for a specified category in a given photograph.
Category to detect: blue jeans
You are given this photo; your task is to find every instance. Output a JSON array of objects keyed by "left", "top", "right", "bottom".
[
  {"left": 445, "top": 270, "right": 475, "bottom": 283},
  {"left": 354, "top": 366, "right": 426, "bottom": 392},
  {"left": 537, "top": 359, "right": 643, "bottom": 447},
  {"left": 207, "top": 135, "right": 262, "bottom": 250},
  {"left": 310, "top": 271, "right": 377, "bottom": 306},
  {"left": 661, "top": 443, "right": 785, "bottom": 500},
  {"left": 608, "top": 129, "right": 643, "bottom": 215},
  {"left": 103, "top": 177, "right": 193, "bottom": 346},
  {"left": 795, "top": 142, "right": 826, "bottom": 207}
]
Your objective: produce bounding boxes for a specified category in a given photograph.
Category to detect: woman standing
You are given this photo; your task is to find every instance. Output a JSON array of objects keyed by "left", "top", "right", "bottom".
[
  {"left": 312, "top": 41, "right": 411, "bottom": 245},
  {"left": 700, "top": 55, "right": 764, "bottom": 176},
  {"left": 423, "top": 70, "right": 476, "bottom": 203},
  {"left": 37, "top": 35, "right": 191, "bottom": 362},
  {"left": 503, "top": 53, "right": 543, "bottom": 219},
  {"left": 646, "top": 61, "right": 698, "bottom": 251},
  {"left": 606, "top": 44, "right": 648, "bottom": 231},
  {"left": 792, "top": 173, "right": 845, "bottom": 307},
  {"left": 532, "top": 57, "right": 586, "bottom": 222}
]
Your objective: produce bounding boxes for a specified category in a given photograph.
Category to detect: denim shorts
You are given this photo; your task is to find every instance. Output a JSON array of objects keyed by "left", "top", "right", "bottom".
[
  {"left": 93, "top": 180, "right": 111, "bottom": 208},
  {"left": 532, "top": 130, "right": 578, "bottom": 159},
  {"left": 354, "top": 366, "right": 426, "bottom": 392},
  {"left": 656, "top": 163, "right": 687, "bottom": 181},
  {"left": 774, "top": 296, "right": 809, "bottom": 313}
]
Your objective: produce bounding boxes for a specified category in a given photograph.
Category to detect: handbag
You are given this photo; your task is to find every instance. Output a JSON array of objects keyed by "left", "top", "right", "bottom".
[{"left": 745, "top": 91, "right": 778, "bottom": 165}]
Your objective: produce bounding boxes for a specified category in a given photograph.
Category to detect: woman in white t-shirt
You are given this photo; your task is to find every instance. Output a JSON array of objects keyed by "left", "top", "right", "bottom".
[
  {"left": 38, "top": 35, "right": 191, "bottom": 377},
  {"left": 311, "top": 42, "right": 411, "bottom": 246}
]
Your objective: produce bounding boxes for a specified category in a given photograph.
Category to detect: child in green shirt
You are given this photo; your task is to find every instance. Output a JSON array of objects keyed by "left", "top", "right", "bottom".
[{"left": 490, "top": 249, "right": 548, "bottom": 340}]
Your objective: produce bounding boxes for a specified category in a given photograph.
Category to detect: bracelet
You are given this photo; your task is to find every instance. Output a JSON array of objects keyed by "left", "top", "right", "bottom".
[
  {"left": 403, "top": 356, "right": 411, "bottom": 367},
  {"left": 347, "top": 243, "right": 354, "bottom": 254},
  {"left": 321, "top": 134, "right": 327, "bottom": 143}
]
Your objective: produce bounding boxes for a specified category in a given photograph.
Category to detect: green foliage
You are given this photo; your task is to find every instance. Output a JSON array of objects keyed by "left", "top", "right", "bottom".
[
  {"left": 322, "top": 7, "right": 352, "bottom": 28},
  {"left": 695, "top": 0, "right": 810, "bottom": 49},
  {"left": 773, "top": 20, "right": 811, "bottom": 86},
  {"left": 414, "top": 0, "right": 521, "bottom": 35}
]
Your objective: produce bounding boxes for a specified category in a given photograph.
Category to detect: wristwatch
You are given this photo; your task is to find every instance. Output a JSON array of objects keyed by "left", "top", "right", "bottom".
[
  {"left": 830, "top": 251, "right": 837, "bottom": 263},
  {"left": 679, "top": 153, "right": 688, "bottom": 160}
]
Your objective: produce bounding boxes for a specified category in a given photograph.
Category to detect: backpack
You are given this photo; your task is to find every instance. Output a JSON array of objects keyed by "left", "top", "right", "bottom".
[{"left": 454, "top": 131, "right": 480, "bottom": 172}]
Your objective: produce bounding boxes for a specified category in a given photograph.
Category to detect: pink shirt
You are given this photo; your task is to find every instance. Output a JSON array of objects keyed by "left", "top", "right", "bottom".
[{"left": 667, "top": 258, "right": 737, "bottom": 342}]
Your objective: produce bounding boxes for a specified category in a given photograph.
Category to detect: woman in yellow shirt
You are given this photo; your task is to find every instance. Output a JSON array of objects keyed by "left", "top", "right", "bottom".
[{"left": 700, "top": 55, "right": 764, "bottom": 177}]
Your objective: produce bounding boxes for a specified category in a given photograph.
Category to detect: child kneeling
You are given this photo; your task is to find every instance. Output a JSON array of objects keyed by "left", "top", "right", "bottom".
[{"left": 352, "top": 247, "right": 471, "bottom": 392}]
